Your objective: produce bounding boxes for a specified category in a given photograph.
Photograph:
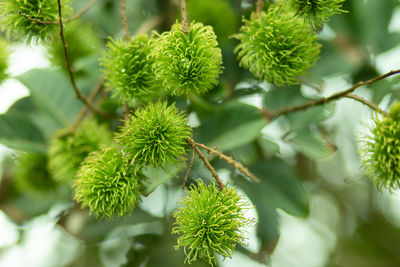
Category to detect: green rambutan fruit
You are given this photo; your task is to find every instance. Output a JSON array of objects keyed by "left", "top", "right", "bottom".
[
  {"left": 73, "top": 146, "right": 143, "bottom": 220},
  {"left": 187, "top": 0, "right": 238, "bottom": 43},
  {"left": 14, "top": 152, "right": 56, "bottom": 197},
  {"left": 172, "top": 179, "right": 253, "bottom": 266},
  {"left": 151, "top": 21, "right": 223, "bottom": 96},
  {"left": 48, "top": 119, "right": 112, "bottom": 184},
  {"left": 115, "top": 101, "right": 192, "bottom": 170},
  {"left": 0, "top": 0, "right": 72, "bottom": 43},
  {"left": 100, "top": 35, "right": 160, "bottom": 103},
  {"left": 234, "top": 5, "right": 320, "bottom": 86},
  {"left": 47, "top": 20, "right": 101, "bottom": 72},
  {"left": 361, "top": 105, "right": 400, "bottom": 190},
  {"left": 282, "top": 0, "right": 346, "bottom": 28},
  {"left": 0, "top": 38, "right": 9, "bottom": 84}
]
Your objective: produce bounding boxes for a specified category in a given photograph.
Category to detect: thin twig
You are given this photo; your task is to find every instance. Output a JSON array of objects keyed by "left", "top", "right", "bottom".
[
  {"left": 256, "top": 0, "right": 264, "bottom": 14},
  {"left": 268, "top": 69, "right": 400, "bottom": 119},
  {"left": 180, "top": 0, "right": 189, "bottom": 33},
  {"left": 57, "top": 0, "right": 109, "bottom": 118},
  {"left": 189, "top": 139, "right": 260, "bottom": 183},
  {"left": 123, "top": 104, "right": 130, "bottom": 120},
  {"left": 58, "top": 77, "right": 105, "bottom": 138},
  {"left": 120, "top": 0, "right": 130, "bottom": 41},
  {"left": 182, "top": 145, "right": 195, "bottom": 190},
  {"left": 345, "top": 94, "right": 389, "bottom": 116},
  {"left": 194, "top": 145, "right": 224, "bottom": 191},
  {"left": 66, "top": 0, "right": 96, "bottom": 22},
  {"left": 19, "top": 0, "right": 96, "bottom": 25},
  {"left": 18, "top": 10, "right": 58, "bottom": 24}
]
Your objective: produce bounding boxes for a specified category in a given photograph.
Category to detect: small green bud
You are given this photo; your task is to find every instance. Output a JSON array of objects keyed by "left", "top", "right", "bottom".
[
  {"left": 14, "top": 153, "right": 56, "bottom": 197},
  {"left": 0, "top": 38, "right": 9, "bottom": 84},
  {"left": 187, "top": 0, "right": 238, "bottom": 43},
  {"left": 47, "top": 20, "right": 101, "bottom": 72},
  {"left": 100, "top": 35, "right": 160, "bottom": 103},
  {"left": 74, "top": 146, "right": 143, "bottom": 220},
  {"left": 115, "top": 101, "right": 192, "bottom": 170},
  {"left": 282, "top": 0, "right": 346, "bottom": 28},
  {"left": 361, "top": 113, "right": 400, "bottom": 190},
  {"left": 151, "top": 21, "right": 223, "bottom": 96},
  {"left": 0, "top": 0, "right": 72, "bottom": 43},
  {"left": 172, "top": 179, "right": 253, "bottom": 266},
  {"left": 48, "top": 119, "right": 112, "bottom": 183},
  {"left": 389, "top": 101, "right": 400, "bottom": 120},
  {"left": 234, "top": 5, "right": 320, "bottom": 86}
]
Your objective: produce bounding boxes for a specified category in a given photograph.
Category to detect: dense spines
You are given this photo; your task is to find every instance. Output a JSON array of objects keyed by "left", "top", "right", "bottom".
[
  {"left": 172, "top": 179, "right": 253, "bottom": 266},
  {"left": 0, "top": 0, "right": 71, "bottom": 43},
  {"left": 100, "top": 35, "right": 159, "bottom": 103},
  {"left": 361, "top": 109, "right": 400, "bottom": 190},
  {"left": 234, "top": 5, "right": 320, "bottom": 86},
  {"left": 0, "top": 38, "right": 9, "bottom": 84},
  {"left": 74, "top": 146, "right": 143, "bottom": 219},
  {"left": 151, "top": 21, "right": 223, "bottom": 96},
  {"left": 115, "top": 101, "right": 192, "bottom": 170},
  {"left": 283, "top": 0, "right": 346, "bottom": 28},
  {"left": 48, "top": 119, "right": 112, "bottom": 183}
]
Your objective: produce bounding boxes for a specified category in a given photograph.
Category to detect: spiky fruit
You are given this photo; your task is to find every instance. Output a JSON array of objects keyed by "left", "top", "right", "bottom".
[
  {"left": 100, "top": 35, "right": 159, "bottom": 103},
  {"left": 115, "top": 101, "right": 192, "bottom": 170},
  {"left": 172, "top": 179, "right": 253, "bottom": 266},
  {"left": 0, "top": 0, "right": 71, "bottom": 43},
  {"left": 14, "top": 153, "right": 56, "bottom": 197},
  {"left": 74, "top": 146, "right": 143, "bottom": 219},
  {"left": 151, "top": 21, "right": 223, "bottom": 96},
  {"left": 282, "top": 0, "right": 346, "bottom": 28},
  {"left": 48, "top": 119, "right": 112, "bottom": 183},
  {"left": 361, "top": 105, "right": 400, "bottom": 190},
  {"left": 234, "top": 5, "right": 320, "bottom": 86},
  {"left": 0, "top": 38, "right": 9, "bottom": 84}
]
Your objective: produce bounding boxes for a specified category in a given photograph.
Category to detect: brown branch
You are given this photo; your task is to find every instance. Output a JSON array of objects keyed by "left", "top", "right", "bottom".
[
  {"left": 345, "top": 94, "right": 389, "bottom": 116},
  {"left": 18, "top": 10, "right": 58, "bottom": 24},
  {"left": 189, "top": 139, "right": 260, "bottom": 183},
  {"left": 268, "top": 69, "right": 400, "bottom": 119},
  {"left": 120, "top": 0, "right": 130, "bottom": 41},
  {"left": 180, "top": 0, "right": 189, "bottom": 33},
  {"left": 182, "top": 145, "right": 195, "bottom": 190},
  {"left": 58, "top": 77, "right": 105, "bottom": 138},
  {"left": 66, "top": 0, "right": 96, "bottom": 22},
  {"left": 194, "top": 145, "right": 224, "bottom": 191},
  {"left": 256, "top": 0, "right": 264, "bottom": 14},
  {"left": 57, "top": 0, "right": 109, "bottom": 118}
]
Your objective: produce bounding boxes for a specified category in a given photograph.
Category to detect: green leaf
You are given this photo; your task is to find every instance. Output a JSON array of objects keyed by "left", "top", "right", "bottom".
[
  {"left": 194, "top": 101, "right": 266, "bottom": 151},
  {"left": 289, "top": 128, "right": 335, "bottom": 159},
  {"left": 263, "top": 85, "right": 333, "bottom": 130},
  {"left": 235, "top": 159, "right": 309, "bottom": 217},
  {"left": 17, "top": 68, "right": 84, "bottom": 126},
  {"left": 0, "top": 111, "right": 46, "bottom": 153},
  {"left": 142, "top": 163, "right": 181, "bottom": 196}
]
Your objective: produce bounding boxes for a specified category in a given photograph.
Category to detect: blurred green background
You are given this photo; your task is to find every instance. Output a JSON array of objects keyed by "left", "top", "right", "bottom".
[{"left": 1, "top": 0, "right": 400, "bottom": 266}]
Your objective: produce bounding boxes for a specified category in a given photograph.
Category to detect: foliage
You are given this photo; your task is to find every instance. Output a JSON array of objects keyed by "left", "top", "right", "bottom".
[
  {"left": 48, "top": 119, "right": 112, "bottom": 183},
  {"left": 151, "top": 21, "right": 223, "bottom": 96},
  {"left": 100, "top": 35, "right": 160, "bottom": 104},
  {"left": 187, "top": 0, "right": 238, "bottom": 43},
  {"left": 0, "top": 0, "right": 71, "bottom": 43},
  {"left": 234, "top": 5, "right": 320, "bottom": 86},
  {"left": 172, "top": 179, "right": 253, "bottom": 266},
  {"left": 115, "top": 101, "right": 192, "bottom": 170},
  {"left": 74, "top": 146, "right": 143, "bottom": 220}
]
